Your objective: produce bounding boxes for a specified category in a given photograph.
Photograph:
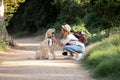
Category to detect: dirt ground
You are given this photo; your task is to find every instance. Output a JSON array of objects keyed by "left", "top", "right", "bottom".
[{"left": 0, "top": 36, "right": 97, "bottom": 80}]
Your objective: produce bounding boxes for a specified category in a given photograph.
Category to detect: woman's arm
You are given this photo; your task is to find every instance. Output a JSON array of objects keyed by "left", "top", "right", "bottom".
[{"left": 51, "top": 37, "right": 65, "bottom": 47}]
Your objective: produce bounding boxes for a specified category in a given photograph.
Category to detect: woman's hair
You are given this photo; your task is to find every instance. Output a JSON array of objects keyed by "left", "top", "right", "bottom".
[
  {"left": 62, "top": 28, "right": 70, "bottom": 39},
  {"left": 61, "top": 24, "right": 71, "bottom": 39}
]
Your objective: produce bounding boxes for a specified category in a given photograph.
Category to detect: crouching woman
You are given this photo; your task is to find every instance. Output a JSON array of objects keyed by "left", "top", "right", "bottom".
[{"left": 51, "top": 24, "right": 85, "bottom": 60}]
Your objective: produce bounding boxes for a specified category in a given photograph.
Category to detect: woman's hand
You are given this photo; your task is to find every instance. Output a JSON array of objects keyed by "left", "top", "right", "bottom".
[
  {"left": 51, "top": 35, "right": 56, "bottom": 41},
  {"left": 51, "top": 36, "right": 64, "bottom": 47}
]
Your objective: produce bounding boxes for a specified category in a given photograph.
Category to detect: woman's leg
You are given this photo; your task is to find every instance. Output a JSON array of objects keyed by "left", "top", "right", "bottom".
[
  {"left": 64, "top": 45, "right": 84, "bottom": 53},
  {"left": 64, "top": 45, "right": 84, "bottom": 60}
]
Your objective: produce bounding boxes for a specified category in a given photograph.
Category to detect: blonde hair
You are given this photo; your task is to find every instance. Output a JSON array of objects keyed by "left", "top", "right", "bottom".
[
  {"left": 62, "top": 29, "right": 70, "bottom": 39},
  {"left": 61, "top": 24, "right": 71, "bottom": 39}
]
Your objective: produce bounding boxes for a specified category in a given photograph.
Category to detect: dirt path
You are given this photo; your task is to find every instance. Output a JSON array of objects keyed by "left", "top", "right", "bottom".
[{"left": 0, "top": 36, "right": 95, "bottom": 80}]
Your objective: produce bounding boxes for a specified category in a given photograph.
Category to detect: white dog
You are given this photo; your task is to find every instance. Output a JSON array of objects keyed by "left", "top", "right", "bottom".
[{"left": 34, "top": 28, "right": 56, "bottom": 60}]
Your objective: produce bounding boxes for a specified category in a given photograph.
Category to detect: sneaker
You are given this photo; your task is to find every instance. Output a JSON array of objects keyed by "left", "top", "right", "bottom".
[
  {"left": 64, "top": 55, "right": 72, "bottom": 59},
  {"left": 74, "top": 54, "right": 82, "bottom": 61}
]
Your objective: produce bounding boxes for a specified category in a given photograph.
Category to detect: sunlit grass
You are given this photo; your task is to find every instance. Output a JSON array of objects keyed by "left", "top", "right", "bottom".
[
  {"left": 83, "top": 33, "right": 120, "bottom": 80},
  {"left": 0, "top": 36, "right": 8, "bottom": 51}
]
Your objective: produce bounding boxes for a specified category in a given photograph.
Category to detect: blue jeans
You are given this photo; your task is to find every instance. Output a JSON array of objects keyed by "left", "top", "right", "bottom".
[{"left": 64, "top": 44, "right": 85, "bottom": 53}]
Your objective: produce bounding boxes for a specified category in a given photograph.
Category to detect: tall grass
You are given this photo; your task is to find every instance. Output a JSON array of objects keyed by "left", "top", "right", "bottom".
[{"left": 83, "top": 33, "right": 120, "bottom": 80}]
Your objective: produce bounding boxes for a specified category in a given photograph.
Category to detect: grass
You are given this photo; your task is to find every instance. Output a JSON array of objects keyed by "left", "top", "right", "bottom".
[
  {"left": 0, "top": 36, "right": 9, "bottom": 64},
  {"left": 85, "top": 27, "right": 120, "bottom": 46},
  {"left": 82, "top": 33, "right": 120, "bottom": 80},
  {"left": 0, "top": 36, "right": 8, "bottom": 51}
]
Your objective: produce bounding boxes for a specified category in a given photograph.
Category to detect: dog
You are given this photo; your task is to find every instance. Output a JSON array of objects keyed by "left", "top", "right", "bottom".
[{"left": 34, "top": 28, "right": 56, "bottom": 60}]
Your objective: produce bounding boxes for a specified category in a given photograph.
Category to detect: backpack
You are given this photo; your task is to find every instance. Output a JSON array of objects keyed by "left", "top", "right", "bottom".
[{"left": 74, "top": 32, "right": 87, "bottom": 43}]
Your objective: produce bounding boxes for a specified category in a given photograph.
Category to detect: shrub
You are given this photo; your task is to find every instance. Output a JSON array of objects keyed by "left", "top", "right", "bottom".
[
  {"left": 83, "top": 33, "right": 120, "bottom": 80},
  {"left": 0, "top": 36, "right": 8, "bottom": 51},
  {"left": 94, "top": 58, "right": 120, "bottom": 78}
]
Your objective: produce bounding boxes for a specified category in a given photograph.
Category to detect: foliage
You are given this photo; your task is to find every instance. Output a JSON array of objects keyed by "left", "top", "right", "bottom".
[
  {"left": 0, "top": 36, "right": 8, "bottom": 51},
  {"left": 5, "top": 0, "right": 120, "bottom": 37},
  {"left": 6, "top": 0, "right": 58, "bottom": 34},
  {"left": 88, "top": 0, "right": 120, "bottom": 28},
  {"left": 82, "top": 32, "right": 120, "bottom": 80},
  {"left": 4, "top": 0, "right": 25, "bottom": 26},
  {"left": 86, "top": 29, "right": 110, "bottom": 45}
]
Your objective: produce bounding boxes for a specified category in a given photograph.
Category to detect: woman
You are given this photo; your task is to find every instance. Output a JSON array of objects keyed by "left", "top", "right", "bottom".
[{"left": 51, "top": 24, "right": 85, "bottom": 60}]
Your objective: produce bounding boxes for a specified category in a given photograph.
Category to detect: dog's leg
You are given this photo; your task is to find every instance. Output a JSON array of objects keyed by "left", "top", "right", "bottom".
[
  {"left": 34, "top": 53, "right": 40, "bottom": 60},
  {"left": 50, "top": 48, "right": 56, "bottom": 60},
  {"left": 52, "top": 51, "right": 56, "bottom": 59},
  {"left": 34, "top": 50, "right": 42, "bottom": 60},
  {"left": 42, "top": 52, "right": 48, "bottom": 59},
  {"left": 39, "top": 53, "right": 43, "bottom": 60},
  {"left": 52, "top": 52, "right": 56, "bottom": 60},
  {"left": 48, "top": 50, "right": 52, "bottom": 60}
]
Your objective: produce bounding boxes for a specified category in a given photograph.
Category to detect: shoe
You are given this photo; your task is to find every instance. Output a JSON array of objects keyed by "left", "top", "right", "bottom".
[
  {"left": 64, "top": 55, "right": 72, "bottom": 59},
  {"left": 62, "top": 52, "right": 68, "bottom": 56},
  {"left": 74, "top": 54, "right": 82, "bottom": 61}
]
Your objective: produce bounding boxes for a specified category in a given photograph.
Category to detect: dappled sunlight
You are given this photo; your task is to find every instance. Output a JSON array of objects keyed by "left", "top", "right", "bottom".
[
  {"left": 0, "top": 60, "right": 88, "bottom": 80},
  {"left": 0, "top": 59, "right": 90, "bottom": 80},
  {"left": 1, "top": 73, "right": 84, "bottom": 78},
  {"left": 1, "top": 60, "right": 79, "bottom": 68},
  {"left": 17, "top": 43, "right": 40, "bottom": 47},
  {"left": 0, "top": 73, "right": 87, "bottom": 80},
  {"left": 9, "top": 48, "right": 35, "bottom": 53}
]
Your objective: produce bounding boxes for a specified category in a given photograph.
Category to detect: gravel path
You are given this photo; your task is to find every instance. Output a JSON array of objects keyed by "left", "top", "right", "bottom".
[{"left": 0, "top": 36, "right": 94, "bottom": 80}]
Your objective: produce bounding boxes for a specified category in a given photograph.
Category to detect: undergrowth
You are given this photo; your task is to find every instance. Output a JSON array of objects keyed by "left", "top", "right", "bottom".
[{"left": 82, "top": 31, "right": 120, "bottom": 80}]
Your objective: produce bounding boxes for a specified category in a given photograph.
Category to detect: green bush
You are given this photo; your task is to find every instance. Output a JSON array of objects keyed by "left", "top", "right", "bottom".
[
  {"left": 111, "top": 34, "right": 120, "bottom": 46},
  {"left": 6, "top": 0, "right": 58, "bottom": 34},
  {"left": 0, "top": 36, "right": 8, "bottom": 51},
  {"left": 4, "top": 0, "right": 25, "bottom": 26},
  {"left": 86, "top": 29, "right": 109, "bottom": 45},
  {"left": 94, "top": 58, "right": 120, "bottom": 78},
  {"left": 83, "top": 33, "right": 120, "bottom": 80},
  {"left": 6, "top": 0, "right": 120, "bottom": 38}
]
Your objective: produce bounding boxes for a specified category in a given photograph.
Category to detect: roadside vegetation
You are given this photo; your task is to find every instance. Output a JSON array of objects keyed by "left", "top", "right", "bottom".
[
  {"left": 0, "top": 36, "right": 8, "bottom": 51},
  {"left": 82, "top": 28, "right": 120, "bottom": 80},
  {"left": 0, "top": 29, "right": 8, "bottom": 63}
]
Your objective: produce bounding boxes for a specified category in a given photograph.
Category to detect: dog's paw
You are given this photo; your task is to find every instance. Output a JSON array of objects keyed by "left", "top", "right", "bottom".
[
  {"left": 27, "top": 57, "right": 40, "bottom": 60},
  {"left": 27, "top": 57, "right": 34, "bottom": 60},
  {"left": 53, "top": 57, "right": 56, "bottom": 60},
  {"left": 48, "top": 57, "right": 56, "bottom": 60},
  {"left": 48, "top": 57, "right": 53, "bottom": 60}
]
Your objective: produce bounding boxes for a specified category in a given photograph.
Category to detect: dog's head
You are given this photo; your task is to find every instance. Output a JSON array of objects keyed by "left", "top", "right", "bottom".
[
  {"left": 45, "top": 28, "right": 55, "bottom": 47},
  {"left": 45, "top": 28, "right": 55, "bottom": 38}
]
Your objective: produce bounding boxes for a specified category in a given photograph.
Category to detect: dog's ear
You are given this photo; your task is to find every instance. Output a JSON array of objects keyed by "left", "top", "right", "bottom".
[
  {"left": 52, "top": 28, "right": 55, "bottom": 31},
  {"left": 45, "top": 29, "right": 50, "bottom": 38},
  {"left": 45, "top": 28, "right": 55, "bottom": 38}
]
